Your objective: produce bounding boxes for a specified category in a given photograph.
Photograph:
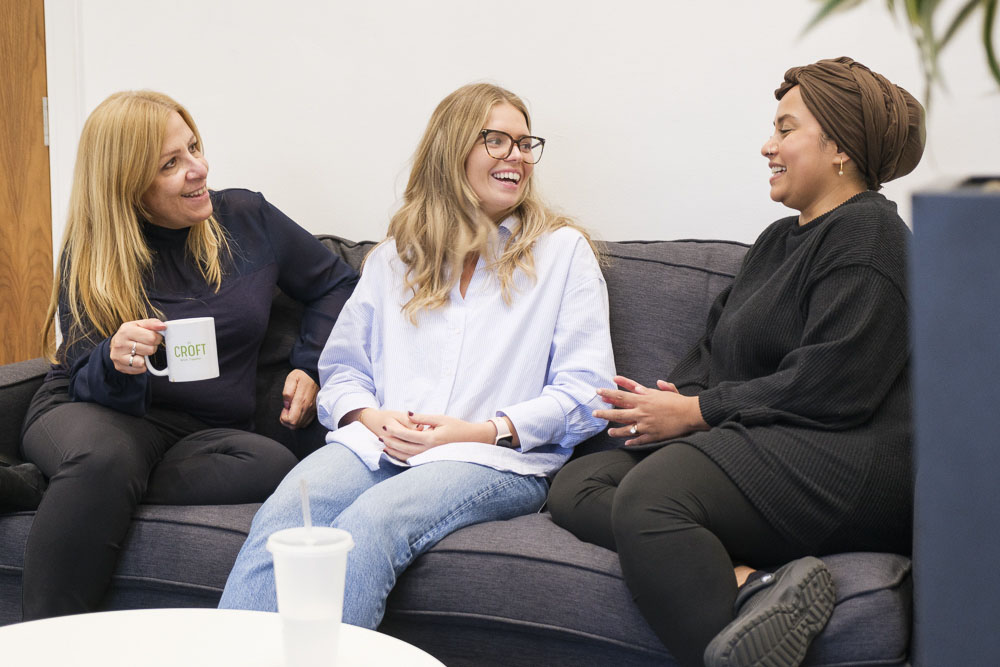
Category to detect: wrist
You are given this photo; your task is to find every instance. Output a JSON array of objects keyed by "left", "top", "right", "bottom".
[
  {"left": 340, "top": 407, "right": 375, "bottom": 428},
  {"left": 688, "top": 396, "right": 709, "bottom": 431},
  {"left": 482, "top": 421, "right": 498, "bottom": 444},
  {"left": 487, "top": 416, "right": 516, "bottom": 448}
]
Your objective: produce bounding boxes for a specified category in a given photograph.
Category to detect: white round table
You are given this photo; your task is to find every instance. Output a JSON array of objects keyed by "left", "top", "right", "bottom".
[{"left": 0, "top": 608, "right": 444, "bottom": 666}]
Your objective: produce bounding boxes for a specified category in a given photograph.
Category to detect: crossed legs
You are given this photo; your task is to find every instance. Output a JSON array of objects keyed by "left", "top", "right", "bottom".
[
  {"left": 20, "top": 398, "right": 296, "bottom": 620},
  {"left": 549, "top": 444, "right": 803, "bottom": 667}
]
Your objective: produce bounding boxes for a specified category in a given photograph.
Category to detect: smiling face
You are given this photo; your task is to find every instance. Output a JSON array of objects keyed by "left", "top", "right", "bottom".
[
  {"left": 464, "top": 102, "right": 534, "bottom": 223},
  {"left": 761, "top": 86, "right": 854, "bottom": 223},
  {"left": 141, "top": 111, "right": 212, "bottom": 229}
]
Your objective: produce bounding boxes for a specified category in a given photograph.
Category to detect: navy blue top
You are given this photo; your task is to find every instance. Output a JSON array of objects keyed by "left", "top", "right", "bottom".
[{"left": 49, "top": 189, "right": 358, "bottom": 430}]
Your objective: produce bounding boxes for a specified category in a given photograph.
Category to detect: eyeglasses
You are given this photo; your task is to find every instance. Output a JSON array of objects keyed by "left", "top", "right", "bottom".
[{"left": 479, "top": 130, "right": 546, "bottom": 164}]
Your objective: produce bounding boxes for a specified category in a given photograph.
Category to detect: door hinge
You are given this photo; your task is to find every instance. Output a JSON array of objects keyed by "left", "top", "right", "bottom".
[{"left": 42, "top": 97, "right": 49, "bottom": 146}]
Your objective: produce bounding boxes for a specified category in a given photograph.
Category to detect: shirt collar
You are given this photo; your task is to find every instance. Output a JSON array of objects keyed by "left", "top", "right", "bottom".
[{"left": 497, "top": 216, "right": 517, "bottom": 241}]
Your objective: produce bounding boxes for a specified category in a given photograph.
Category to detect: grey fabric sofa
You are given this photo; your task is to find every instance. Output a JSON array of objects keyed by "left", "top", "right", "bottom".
[{"left": 0, "top": 235, "right": 912, "bottom": 665}]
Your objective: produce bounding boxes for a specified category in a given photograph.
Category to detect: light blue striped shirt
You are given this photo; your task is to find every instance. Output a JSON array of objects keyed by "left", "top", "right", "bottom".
[{"left": 316, "top": 218, "right": 616, "bottom": 477}]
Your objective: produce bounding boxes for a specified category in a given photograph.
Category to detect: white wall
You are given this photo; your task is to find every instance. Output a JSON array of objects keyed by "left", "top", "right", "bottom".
[{"left": 44, "top": 0, "right": 999, "bottom": 250}]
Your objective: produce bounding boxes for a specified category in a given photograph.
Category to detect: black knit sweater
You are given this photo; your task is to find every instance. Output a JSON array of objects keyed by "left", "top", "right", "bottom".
[{"left": 663, "top": 191, "right": 912, "bottom": 553}]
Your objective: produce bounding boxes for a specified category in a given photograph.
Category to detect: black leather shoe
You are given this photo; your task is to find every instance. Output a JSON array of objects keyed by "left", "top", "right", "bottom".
[
  {"left": 703, "top": 556, "right": 836, "bottom": 667},
  {"left": 0, "top": 463, "right": 47, "bottom": 512}
]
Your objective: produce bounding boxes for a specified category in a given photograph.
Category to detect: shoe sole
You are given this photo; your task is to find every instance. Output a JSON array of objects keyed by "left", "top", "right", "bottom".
[{"left": 706, "top": 561, "right": 835, "bottom": 667}]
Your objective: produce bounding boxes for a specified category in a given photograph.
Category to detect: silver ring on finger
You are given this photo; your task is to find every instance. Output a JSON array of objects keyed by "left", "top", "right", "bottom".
[
  {"left": 629, "top": 424, "right": 638, "bottom": 435},
  {"left": 128, "top": 353, "right": 135, "bottom": 368},
  {"left": 130, "top": 341, "right": 137, "bottom": 356}
]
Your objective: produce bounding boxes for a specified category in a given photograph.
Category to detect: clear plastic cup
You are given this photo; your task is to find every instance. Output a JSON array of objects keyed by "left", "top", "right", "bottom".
[{"left": 267, "top": 527, "right": 354, "bottom": 667}]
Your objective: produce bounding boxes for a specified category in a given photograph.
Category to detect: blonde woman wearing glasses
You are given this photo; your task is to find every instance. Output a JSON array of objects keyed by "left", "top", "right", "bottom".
[{"left": 219, "top": 83, "right": 616, "bottom": 626}]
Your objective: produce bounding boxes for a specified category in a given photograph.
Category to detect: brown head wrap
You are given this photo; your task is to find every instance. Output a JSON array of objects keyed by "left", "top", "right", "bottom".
[{"left": 776, "top": 57, "right": 926, "bottom": 191}]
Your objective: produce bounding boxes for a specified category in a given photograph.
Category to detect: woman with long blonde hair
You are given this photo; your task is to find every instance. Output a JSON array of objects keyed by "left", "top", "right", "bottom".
[
  {"left": 19, "top": 90, "right": 358, "bottom": 620},
  {"left": 220, "top": 83, "right": 615, "bottom": 627}
]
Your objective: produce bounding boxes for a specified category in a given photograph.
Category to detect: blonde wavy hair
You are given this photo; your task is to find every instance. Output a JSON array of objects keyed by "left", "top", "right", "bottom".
[
  {"left": 43, "top": 90, "right": 228, "bottom": 362},
  {"left": 387, "top": 83, "right": 595, "bottom": 322}
]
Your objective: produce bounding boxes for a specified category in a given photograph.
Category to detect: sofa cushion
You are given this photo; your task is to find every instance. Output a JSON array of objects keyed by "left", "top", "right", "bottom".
[
  {"left": 380, "top": 513, "right": 911, "bottom": 667},
  {"left": 577, "top": 240, "right": 748, "bottom": 456},
  {"left": 0, "top": 358, "right": 49, "bottom": 465},
  {"left": 0, "top": 504, "right": 258, "bottom": 625}
]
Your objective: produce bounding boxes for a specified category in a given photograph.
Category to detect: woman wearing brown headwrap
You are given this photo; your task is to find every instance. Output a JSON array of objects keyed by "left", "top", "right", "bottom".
[{"left": 548, "top": 57, "right": 924, "bottom": 667}]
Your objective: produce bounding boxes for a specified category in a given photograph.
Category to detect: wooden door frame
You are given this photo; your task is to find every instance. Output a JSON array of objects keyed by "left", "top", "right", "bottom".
[{"left": 1, "top": 0, "right": 53, "bottom": 363}]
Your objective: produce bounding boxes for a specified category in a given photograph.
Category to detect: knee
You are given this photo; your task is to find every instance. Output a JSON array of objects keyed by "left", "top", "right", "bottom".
[
  {"left": 37, "top": 444, "right": 150, "bottom": 513},
  {"left": 611, "top": 465, "right": 701, "bottom": 547},
  {"left": 334, "top": 503, "right": 387, "bottom": 546},
  {"left": 65, "top": 442, "right": 148, "bottom": 488},
  {"left": 213, "top": 433, "right": 297, "bottom": 467},
  {"left": 199, "top": 433, "right": 298, "bottom": 489},
  {"left": 22, "top": 404, "right": 150, "bottom": 484},
  {"left": 245, "top": 439, "right": 298, "bottom": 488}
]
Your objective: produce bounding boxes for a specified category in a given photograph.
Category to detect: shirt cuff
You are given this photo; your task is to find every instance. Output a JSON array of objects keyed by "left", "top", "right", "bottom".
[
  {"left": 318, "top": 391, "right": 379, "bottom": 430},
  {"left": 498, "top": 395, "right": 567, "bottom": 452}
]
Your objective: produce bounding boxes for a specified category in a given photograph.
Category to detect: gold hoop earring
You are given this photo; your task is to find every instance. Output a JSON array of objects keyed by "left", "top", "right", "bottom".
[{"left": 838, "top": 158, "right": 844, "bottom": 177}]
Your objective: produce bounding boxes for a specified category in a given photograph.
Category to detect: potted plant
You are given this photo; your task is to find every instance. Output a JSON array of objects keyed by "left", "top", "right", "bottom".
[{"left": 805, "top": 0, "right": 999, "bottom": 106}]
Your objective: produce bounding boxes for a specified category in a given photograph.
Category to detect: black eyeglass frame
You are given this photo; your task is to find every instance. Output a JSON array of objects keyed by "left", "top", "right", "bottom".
[{"left": 479, "top": 129, "right": 546, "bottom": 164}]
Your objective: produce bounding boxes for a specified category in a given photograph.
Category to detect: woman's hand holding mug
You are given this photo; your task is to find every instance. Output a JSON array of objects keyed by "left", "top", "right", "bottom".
[
  {"left": 110, "top": 317, "right": 219, "bottom": 382},
  {"left": 110, "top": 319, "right": 166, "bottom": 375}
]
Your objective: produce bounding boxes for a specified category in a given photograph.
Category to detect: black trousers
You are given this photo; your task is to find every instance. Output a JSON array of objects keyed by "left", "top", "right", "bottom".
[
  {"left": 19, "top": 380, "right": 298, "bottom": 621},
  {"left": 548, "top": 444, "right": 806, "bottom": 667}
]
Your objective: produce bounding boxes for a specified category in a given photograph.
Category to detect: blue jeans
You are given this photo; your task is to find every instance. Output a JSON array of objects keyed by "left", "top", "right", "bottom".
[{"left": 218, "top": 443, "right": 549, "bottom": 628}]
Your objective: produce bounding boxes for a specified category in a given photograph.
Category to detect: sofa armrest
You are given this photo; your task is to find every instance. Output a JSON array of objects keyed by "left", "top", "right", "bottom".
[{"left": 0, "top": 358, "right": 49, "bottom": 465}]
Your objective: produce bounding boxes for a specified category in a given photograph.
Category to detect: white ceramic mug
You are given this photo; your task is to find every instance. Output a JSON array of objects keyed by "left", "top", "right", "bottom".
[{"left": 144, "top": 317, "right": 220, "bottom": 383}]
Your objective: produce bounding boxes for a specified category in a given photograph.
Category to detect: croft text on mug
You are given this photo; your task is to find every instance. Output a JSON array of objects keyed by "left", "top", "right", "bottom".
[{"left": 174, "top": 343, "right": 208, "bottom": 358}]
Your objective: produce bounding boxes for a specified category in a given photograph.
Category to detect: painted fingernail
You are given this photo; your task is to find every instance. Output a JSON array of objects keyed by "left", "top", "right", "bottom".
[
  {"left": 382, "top": 426, "right": 387, "bottom": 431},
  {"left": 408, "top": 411, "right": 414, "bottom": 416},
  {"left": 378, "top": 438, "right": 384, "bottom": 443}
]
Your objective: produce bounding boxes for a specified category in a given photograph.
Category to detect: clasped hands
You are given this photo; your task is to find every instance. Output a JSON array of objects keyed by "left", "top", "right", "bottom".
[
  {"left": 594, "top": 375, "right": 708, "bottom": 446},
  {"left": 353, "top": 409, "right": 495, "bottom": 462}
]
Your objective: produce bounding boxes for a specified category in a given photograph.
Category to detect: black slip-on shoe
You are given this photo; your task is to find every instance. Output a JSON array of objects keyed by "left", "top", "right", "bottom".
[{"left": 703, "top": 556, "right": 836, "bottom": 667}]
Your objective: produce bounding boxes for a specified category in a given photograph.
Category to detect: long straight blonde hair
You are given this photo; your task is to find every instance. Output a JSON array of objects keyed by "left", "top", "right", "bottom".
[
  {"left": 42, "top": 91, "right": 228, "bottom": 362},
  {"left": 387, "top": 83, "right": 594, "bottom": 322}
]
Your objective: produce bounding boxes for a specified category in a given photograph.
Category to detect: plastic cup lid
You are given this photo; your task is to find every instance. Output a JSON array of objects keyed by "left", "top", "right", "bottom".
[{"left": 266, "top": 526, "right": 354, "bottom": 555}]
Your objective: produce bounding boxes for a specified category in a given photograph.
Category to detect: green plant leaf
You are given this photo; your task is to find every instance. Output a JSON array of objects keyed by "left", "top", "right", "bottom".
[
  {"left": 804, "top": 0, "right": 1000, "bottom": 100},
  {"left": 939, "top": 0, "right": 982, "bottom": 51},
  {"left": 984, "top": 0, "right": 1000, "bottom": 86},
  {"left": 802, "top": 0, "right": 866, "bottom": 34}
]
